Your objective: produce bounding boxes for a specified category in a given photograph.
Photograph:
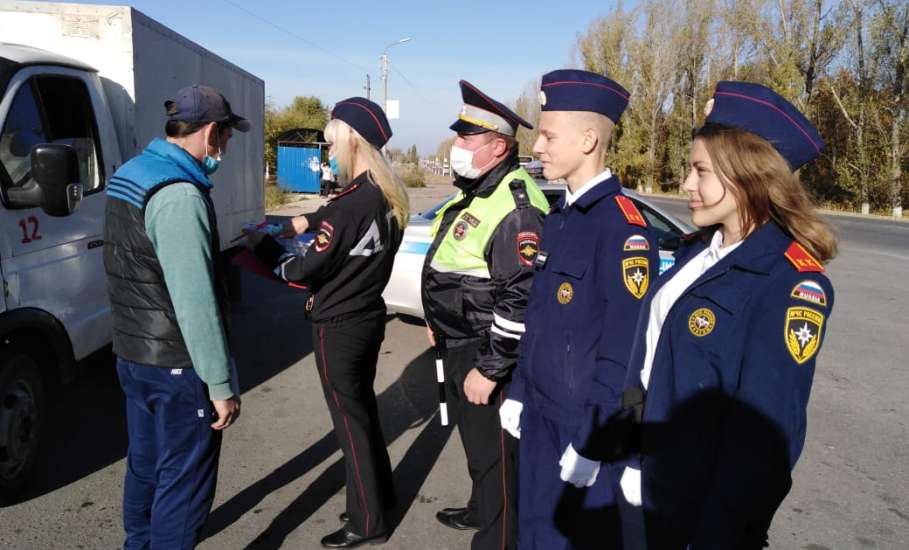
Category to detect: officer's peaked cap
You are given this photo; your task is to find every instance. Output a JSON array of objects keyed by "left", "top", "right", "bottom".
[{"left": 450, "top": 80, "right": 533, "bottom": 137}]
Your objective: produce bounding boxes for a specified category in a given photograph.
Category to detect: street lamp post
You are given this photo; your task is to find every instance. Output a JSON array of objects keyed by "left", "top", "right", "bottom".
[{"left": 381, "top": 37, "right": 411, "bottom": 114}]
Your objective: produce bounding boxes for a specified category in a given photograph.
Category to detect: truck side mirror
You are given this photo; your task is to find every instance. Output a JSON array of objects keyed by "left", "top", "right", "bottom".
[{"left": 7, "top": 144, "right": 84, "bottom": 216}]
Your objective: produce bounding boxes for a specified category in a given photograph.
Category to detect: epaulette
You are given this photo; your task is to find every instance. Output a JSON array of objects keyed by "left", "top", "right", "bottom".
[
  {"left": 784, "top": 241, "right": 824, "bottom": 273},
  {"left": 508, "top": 178, "right": 531, "bottom": 209},
  {"left": 615, "top": 195, "right": 647, "bottom": 227},
  {"left": 329, "top": 182, "right": 360, "bottom": 202}
]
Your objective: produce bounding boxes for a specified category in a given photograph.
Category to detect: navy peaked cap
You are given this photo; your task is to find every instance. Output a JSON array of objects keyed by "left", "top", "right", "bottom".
[
  {"left": 450, "top": 80, "right": 533, "bottom": 137},
  {"left": 540, "top": 69, "right": 629, "bottom": 123},
  {"left": 331, "top": 97, "right": 392, "bottom": 149},
  {"left": 705, "top": 81, "right": 824, "bottom": 170},
  {"left": 165, "top": 84, "right": 250, "bottom": 132}
]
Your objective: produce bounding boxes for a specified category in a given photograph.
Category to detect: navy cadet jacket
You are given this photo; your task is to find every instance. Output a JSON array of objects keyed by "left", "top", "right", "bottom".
[
  {"left": 509, "top": 174, "right": 659, "bottom": 450},
  {"left": 625, "top": 221, "right": 834, "bottom": 548}
]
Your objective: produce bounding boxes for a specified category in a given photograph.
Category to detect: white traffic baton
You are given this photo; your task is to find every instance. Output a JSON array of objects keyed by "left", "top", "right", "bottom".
[{"left": 435, "top": 346, "right": 449, "bottom": 426}]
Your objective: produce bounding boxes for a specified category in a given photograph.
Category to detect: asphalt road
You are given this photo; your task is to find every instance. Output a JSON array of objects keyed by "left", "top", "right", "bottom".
[{"left": 0, "top": 184, "right": 906, "bottom": 549}]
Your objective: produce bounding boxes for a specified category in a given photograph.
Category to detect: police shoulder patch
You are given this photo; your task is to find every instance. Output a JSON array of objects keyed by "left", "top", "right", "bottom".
[
  {"left": 615, "top": 195, "right": 647, "bottom": 228},
  {"left": 688, "top": 307, "right": 716, "bottom": 337},
  {"left": 790, "top": 279, "right": 827, "bottom": 307},
  {"left": 623, "top": 234, "right": 651, "bottom": 252},
  {"left": 785, "top": 306, "right": 825, "bottom": 365},
  {"left": 784, "top": 241, "right": 824, "bottom": 273},
  {"left": 314, "top": 220, "right": 334, "bottom": 252},
  {"left": 622, "top": 256, "right": 650, "bottom": 299},
  {"left": 516, "top": 231, "right": 540, "bottom": 267}
]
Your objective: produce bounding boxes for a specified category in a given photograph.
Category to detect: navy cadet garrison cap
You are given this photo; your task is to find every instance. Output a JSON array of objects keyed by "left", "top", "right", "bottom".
[
  {"left": 539, "top": 69, "right": 630, "bottom": 124},
  {"left": 331, "top": 97, "right": 393, "bottom": 149},
  {"left": 165, "top": 84, "right": 250, "bottom": 132},
  {"left": 705, "top": 81, "right": 824, "bottom": 170},
  {"left": 450, "top": 80, "right": 533, "bottom": 137}
]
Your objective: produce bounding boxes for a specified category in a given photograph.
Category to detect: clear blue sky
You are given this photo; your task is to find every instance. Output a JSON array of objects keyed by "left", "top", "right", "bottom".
[{"left": 64, "top": 0, "right": 625, "bottom": 154}]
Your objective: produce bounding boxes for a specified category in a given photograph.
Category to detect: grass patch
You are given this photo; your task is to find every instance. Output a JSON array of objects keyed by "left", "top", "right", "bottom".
[
  {"left": 264, "top": 182, "right": 289, "bottom": 210},
  {"left": 397, "top": 164, "right": 426, "bottom": 188}
]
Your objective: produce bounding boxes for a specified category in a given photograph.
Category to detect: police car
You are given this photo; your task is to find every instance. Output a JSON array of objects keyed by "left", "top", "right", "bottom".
[{"left": 381, "top": 183, "right": 693, "bottom": 319}]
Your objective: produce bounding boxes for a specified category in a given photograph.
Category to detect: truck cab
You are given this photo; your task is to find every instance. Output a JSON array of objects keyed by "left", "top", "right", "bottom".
[{"left": 0, "top": 43, "right": 117, "bottom": 495}]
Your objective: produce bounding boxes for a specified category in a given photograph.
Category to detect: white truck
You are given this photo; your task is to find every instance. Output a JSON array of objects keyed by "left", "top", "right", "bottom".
[{"left": 0, "top": 1, "right": 264, "bottom": 496}]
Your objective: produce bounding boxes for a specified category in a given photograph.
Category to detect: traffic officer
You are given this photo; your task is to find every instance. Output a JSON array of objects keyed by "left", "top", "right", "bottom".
[
  {"left": 499, "top": 69, "right": 660, "bottom": 549},
  {"left": 617, "top": 82, "right": 837, "bottom": 548},
  {"left": 423, "top": 80, "right": 548, "bottom": 550},
  {"left": 247, "top": 97, "right": 408, "bottom": 548}
]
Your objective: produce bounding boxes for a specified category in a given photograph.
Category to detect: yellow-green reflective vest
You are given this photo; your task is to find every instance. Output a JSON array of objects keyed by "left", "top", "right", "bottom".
[{"left": 430, "top": 168, "right": 549, "bottom": 279}]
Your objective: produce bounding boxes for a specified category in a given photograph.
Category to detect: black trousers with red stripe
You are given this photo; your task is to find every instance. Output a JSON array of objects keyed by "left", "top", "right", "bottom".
[
  {"left": 444, "top": 339, "right": 518, "bottom": 550},
  {"left": 313, "top": 310, "right": 395, "bottom": 537}
]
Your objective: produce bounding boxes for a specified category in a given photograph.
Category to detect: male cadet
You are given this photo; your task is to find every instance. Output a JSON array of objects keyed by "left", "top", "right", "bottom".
[
  {"left": 422, "top": 80, "right": 549, "bottom": 550},
  {"left": 498, "top": 70, "right": 659, "bottom": 548},
  {"left": 104, "top": 85, "right": 246, "bottom": 549}
]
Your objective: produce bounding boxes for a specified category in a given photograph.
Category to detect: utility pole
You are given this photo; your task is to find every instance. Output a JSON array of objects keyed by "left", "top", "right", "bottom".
[
  {"left": 364, "top": 74, "right": 371, "bottom": 100},
  {"left": 380, "top": 37, "right": 411, "bottom": 113}
]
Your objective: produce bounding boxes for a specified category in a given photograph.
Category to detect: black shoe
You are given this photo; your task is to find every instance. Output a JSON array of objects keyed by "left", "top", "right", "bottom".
[
  {"left": 435, "top": 507, "right": 480, "bottom": 531},
  {"left": 320, "top": 526, "right": 388, "bottom": 548}
]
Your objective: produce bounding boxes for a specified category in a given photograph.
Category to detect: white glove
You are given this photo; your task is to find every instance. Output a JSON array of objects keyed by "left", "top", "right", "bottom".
[
  {"left": 498, "top": 399, "right": 523, "bottom": 439},
  {"left": 620, "top": 466, "right": 643, "bottom": 506},
  {"left": 559, "top": 444, "right": 600, "bottom": 488}
]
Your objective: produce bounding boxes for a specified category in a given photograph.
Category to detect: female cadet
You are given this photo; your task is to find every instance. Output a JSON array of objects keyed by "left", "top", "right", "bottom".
[
  {"left": 617, "top": 82, "right": 837, "bottom": 549},
  {"left": 246, "top": 97, "right": 408, "bottom": 548}
]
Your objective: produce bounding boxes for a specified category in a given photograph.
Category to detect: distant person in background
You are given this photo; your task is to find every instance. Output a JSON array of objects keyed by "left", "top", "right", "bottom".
[{"left": 321, "top": 159, "right": 337, "bottom": 196}]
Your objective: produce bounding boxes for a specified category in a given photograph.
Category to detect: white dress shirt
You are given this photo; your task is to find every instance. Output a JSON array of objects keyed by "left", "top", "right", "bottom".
[
  {"left": 621, "top": 230, "right": 743, "bottom": 506},
  {"left": 564, "top": 168, "right": 612, "bottom": 207}
]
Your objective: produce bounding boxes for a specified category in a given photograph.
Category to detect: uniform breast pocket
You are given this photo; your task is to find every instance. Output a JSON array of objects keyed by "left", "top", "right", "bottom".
[
  {"left": 676, "top": 298, "right": 742, "bottom": 392},
  {"left": 550, "top": 257, "right": 590, "bottom": 317}
]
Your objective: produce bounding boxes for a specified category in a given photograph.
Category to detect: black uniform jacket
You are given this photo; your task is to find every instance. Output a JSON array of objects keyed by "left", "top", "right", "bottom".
[
  {"left": 254, "top": 172, "right": 403, "bottom": 323},
  {"left": 422, "top": 153, "right": 546, "bottom": 381}
]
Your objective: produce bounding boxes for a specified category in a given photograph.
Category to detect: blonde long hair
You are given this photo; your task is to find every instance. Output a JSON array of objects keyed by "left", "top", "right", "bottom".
[
  {"left": 324, "top": 118, "right": 410, "bottom": 229},
  {"left": 697, "top": 123, "right": 837, "bottom": 262}
]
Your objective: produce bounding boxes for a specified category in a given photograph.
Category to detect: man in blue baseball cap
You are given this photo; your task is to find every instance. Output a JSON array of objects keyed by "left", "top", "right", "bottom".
[
  {"left": 499, "top": 69, "right": 659, "bottom": 548},
  {"left": 104, "top": 83, "right": 248, "bottom": 549},
  {"left": 422, "top": 80, "right": 549, "bottom": 550}
]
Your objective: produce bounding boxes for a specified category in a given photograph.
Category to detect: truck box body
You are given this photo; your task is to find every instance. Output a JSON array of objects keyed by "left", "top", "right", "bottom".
[{"left": 0, "top": 0, "right": 265, "bottom": 248}]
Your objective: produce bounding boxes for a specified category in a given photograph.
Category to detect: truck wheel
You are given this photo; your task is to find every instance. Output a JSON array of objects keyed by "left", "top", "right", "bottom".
[{"left": 0, "top": 353, "right": 44, "bottom": 498}]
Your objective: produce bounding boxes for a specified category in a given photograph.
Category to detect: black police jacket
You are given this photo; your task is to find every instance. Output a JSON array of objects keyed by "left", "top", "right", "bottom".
[
  {"left": 254, "top": 172, "right": 402, "bottom": 323},
  {"left": 422, "top": 153, "right": 546, "bottom": 380}
]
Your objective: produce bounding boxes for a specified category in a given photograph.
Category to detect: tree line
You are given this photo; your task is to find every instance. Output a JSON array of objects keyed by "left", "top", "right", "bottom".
[{"left": 504, "top": 0, "right": 906, "bottom": 216}]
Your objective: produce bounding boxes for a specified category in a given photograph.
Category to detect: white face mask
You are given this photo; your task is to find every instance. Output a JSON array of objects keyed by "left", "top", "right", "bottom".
[{"left": 450, "top": 140, "right": 494, "bottom": 179}]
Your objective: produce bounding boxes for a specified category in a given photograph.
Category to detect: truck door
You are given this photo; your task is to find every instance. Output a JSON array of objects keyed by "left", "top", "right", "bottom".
[{"left": 0, "top": 67, "right": 110, "bottom": 360}]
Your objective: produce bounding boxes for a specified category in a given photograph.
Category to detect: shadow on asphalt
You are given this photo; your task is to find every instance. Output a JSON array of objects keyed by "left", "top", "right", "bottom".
[
  {"left": 7, "top": 267, "right": 321, "bottom": 506},
  {"left": 202, "top": 348, "right": 452, "bottom": 549}
]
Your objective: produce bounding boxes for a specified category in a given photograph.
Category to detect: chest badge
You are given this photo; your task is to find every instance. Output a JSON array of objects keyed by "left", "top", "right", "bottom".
[
  {"left": 622, "top": 257, "right": 650, "bottom": 300},
  {"left": 623, "top": 234, "right": 651, "bottom": 251},
  {"left": 452, "top": 220, "right": 469, "bottom": 241},
  {"left": 688, "top": 308, "right": 716, "bottom": 337},
  {"left": 557, "top": 282, "right": 574, "bottom": 305},
  {"left": 786, "top": 307, "right": 824, "bottom": 365}
]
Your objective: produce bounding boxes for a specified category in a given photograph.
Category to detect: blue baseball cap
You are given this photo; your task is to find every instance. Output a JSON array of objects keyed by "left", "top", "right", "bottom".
[
  {"left": 165, "top": 84, "right": 250, "bottom": 132},
  {"left": 449, "top": 80, "right": 533, "bottom": 137},
  {"left": 705, "top": 81, "right": 824, "bottom": 170},
  {"left": 540, "top": 69, "right": 630, "bottom": 124},
  {"left": 331, "top": 97, "right": 393, "bottom": 149}
]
